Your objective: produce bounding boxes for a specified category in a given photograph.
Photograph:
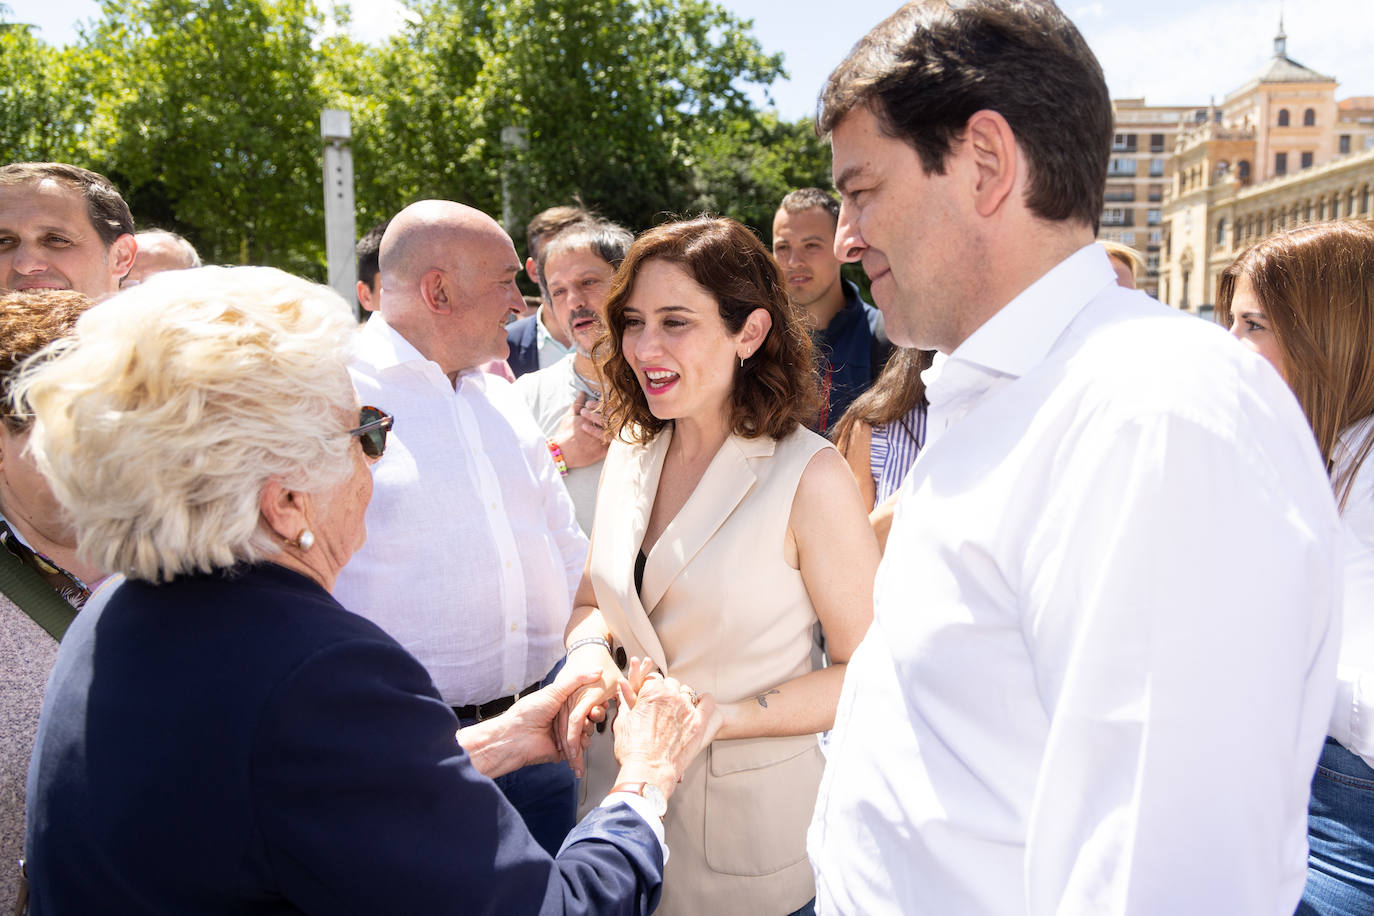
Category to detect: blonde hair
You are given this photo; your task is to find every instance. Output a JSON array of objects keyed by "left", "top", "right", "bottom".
[
  {"left": 1100, "top": 240, "right": 1142, "bottom": 279},
  {"left": 13, "top": 266, "right": 360, "bottom": 582}
]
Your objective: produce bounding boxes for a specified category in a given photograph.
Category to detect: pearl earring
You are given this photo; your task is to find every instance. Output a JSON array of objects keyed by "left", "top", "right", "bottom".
[{"left": 290, "top": 529, "right": 315, "bottom": 551}]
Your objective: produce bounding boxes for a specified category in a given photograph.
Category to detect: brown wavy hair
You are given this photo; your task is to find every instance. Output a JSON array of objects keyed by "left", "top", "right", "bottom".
[
  {"left": 598, "top": 216, "right": 820, "bottom": 443},
  {"left": 1217, "top": 220, "right": 1374, "bottom": 509}
]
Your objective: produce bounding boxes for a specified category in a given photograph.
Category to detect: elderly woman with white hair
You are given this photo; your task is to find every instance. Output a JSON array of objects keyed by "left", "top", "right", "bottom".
[{"left": 16, "top": 267, "right": 711, "bottom": 915}]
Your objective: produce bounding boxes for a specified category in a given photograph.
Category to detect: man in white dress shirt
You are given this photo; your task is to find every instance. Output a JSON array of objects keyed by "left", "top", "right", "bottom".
[
  {"left": 333, "top": 200, "right": 588, "bottom": 856},
  {"left": 807, "top": 2, "right": 1342, "bottom": 913}
]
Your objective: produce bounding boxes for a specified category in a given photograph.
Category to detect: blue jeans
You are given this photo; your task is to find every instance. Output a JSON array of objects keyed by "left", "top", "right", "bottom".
[
  {"left": 1297, "top": 738, "right": 1374, "bottom": 915},
  {"left": 459, "top": 663, "right": 576, "bottom": 858},
  {"left": 787, "top": 901, "right": 816, "bottom": 916}
]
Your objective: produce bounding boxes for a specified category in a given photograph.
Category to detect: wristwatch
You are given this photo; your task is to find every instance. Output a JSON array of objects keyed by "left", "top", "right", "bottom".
[{"left": 609, "top": 781, "right": 667, "bottom": 818}]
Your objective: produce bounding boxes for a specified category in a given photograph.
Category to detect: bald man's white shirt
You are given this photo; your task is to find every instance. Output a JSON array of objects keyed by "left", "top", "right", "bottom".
[
  {"left": 334, "top": 314, "right": 586, "bottom": 706},
  {"left": 808, "top": 244, "right": 1341, "bottom": 915}
]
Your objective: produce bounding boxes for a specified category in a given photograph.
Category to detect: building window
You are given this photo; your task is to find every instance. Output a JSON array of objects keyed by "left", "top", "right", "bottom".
[
  {"left": 1303, "top": 108, "right": 1316, "bottom": 127},
  {"left": 1237, "top": 160, "right": 1251, "bottom": 183},
  {"left": 1148, "top": 184, "right": 1164, "bottom": 202},
  {"left": 1306, "top": 200, "right": 1314, "bottom": 221},
  {"left": 1108, "top": 157, "right": 1135, "bottom": 177},
  {"left": 1276, "top": 152, "right": 1288, "bottom": 175},
  {"left": 1332, "top": 195, "right": 1340, "bottom": 219},
  {"left": 1301, "top": 151, "right": 1314, "bottom": 170},
  {"left": 1104, "top": 188, "right": 1136, "bottom": 202},
  {"left": 1149, "top": 157, "right": 1165, "bottom": 177},
  {"left": 1350, "top": 190, "right": 1358, "bottom": 215},
  {"left": 1149, "top": 231, "right": 1162, "bottom": 244},
  {"left": 1146, "top": 252, "right": 1160, "bottom": 270},
  {"left": 1215, "top": 219, "right": 1226, "bottom": 248},
  {"left": 1365, "top": 185, "right": 1371, "bottom": 215},
  {"left": 1147, "top": 209, "right": 1161, "bottom": 226},
  {"left": 1112, "top": 133, "right": 1137, "bottom": 152},
  {"left": 1341, "top": 134, "right": 1352, "bottom": 155},
  {"left": 1278, "top": 109, "right": 1290, "bottom": 127},
  {"left": 1150, "top": 133, "right": 1166, "bottom": 153}
]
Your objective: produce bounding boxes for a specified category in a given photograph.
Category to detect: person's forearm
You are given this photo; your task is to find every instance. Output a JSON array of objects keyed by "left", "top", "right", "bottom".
[
  {"left": 714, "top": 664, "right": 847, "bottom": 741},
  {"left": 565, "top": 603, "right": 612, "bottom": 646}
]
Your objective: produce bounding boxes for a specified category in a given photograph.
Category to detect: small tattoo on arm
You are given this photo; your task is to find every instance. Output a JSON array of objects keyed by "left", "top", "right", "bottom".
[{"left": 754, "top": 689, "right": 780, "bottom": 708}]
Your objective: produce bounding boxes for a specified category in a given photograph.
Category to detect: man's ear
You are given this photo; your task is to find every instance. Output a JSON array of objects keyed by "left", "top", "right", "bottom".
[
  {"left": 356, "top": 279, "right": 378, "bottom": 312},
  {"left": 739, "top": 308, "right": 774, "bottom": 358},
  {"left": 963, "top": 109, "right": 1019, "bottom": 219},
  {"left": 419, "top": 268, "right": 453, "bottom": 315},
  {"left": 259, "top": 479, "right": 312, "bottom": 543},
  {"left": 109, "top": 233, "right": 137, "bottom": 282},
  {"left": 525, "top": 255, "right": 539, "bottom": 284}
]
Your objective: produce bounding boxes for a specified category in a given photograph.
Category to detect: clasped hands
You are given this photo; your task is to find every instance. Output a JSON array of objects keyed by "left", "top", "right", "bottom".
[{"left": 554, "top": 649, "right": 719, "bottom": 787}]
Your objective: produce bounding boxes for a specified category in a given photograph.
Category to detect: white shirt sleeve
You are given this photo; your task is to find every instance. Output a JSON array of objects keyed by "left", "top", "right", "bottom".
[
  {"left": 1020, "top": 410, "right": 1341, "bottom": 914},
  {"left": 1330, "top": 440, "right": 1374, "bottom": 767}
]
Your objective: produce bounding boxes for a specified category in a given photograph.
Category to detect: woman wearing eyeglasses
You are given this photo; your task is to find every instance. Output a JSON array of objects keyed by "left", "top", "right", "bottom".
[
  {"left": 17, "top": 266, "right": 711, "bottom": 915},
  {"left": 1219, "top": 220, "right": 1374, "bottom": 916}
]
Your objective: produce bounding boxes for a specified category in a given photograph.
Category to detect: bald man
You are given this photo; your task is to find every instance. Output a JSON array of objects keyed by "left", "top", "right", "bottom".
[
  {"left": 122, "top": 229, "right": 200, "bottom": 286},
  {"left": 332, "top": 201, "right": 588, "bottom": 856}
]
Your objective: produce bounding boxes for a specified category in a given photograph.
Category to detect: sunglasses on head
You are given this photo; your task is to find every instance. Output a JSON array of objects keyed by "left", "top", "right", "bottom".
[{"left": 348, "top": 406, "right": 393, "bottom": 460}]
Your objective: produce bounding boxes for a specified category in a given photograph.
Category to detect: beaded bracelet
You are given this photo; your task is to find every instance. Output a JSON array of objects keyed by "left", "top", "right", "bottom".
[{"left": 547, "top": 439, "right": 569, "bottom": 477}]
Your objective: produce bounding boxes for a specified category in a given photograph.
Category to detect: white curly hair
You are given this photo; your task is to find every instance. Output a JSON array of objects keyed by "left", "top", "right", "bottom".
[{"left": 13, "top": 266, "right": 360, "bottom": 582}]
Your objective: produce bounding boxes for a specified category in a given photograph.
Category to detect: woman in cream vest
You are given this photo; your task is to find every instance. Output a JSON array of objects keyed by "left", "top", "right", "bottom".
[{"left": 559, "top": 217, "right": 879, "bottom": 916}]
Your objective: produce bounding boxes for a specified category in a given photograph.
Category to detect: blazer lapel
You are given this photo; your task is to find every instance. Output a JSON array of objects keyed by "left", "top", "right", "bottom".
[
  {"left": 639, "top": 434, "right": 775, "bottom": 615},
  {"left": 600, "top": 430, "right": 672, "bottom": 670}
]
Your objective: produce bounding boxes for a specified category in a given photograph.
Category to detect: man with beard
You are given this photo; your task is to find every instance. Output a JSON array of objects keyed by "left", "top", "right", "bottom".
[{"left": 516, "top": 220, "right": 633, "bottom": 535}]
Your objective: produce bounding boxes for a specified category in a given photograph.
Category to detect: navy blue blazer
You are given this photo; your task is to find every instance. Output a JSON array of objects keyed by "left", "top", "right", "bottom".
[
  {"left": 507, "top": 314, "right": 542, "bottom": 379},
  {"left": 26, "top": 563, "right": 662, "bottom": 915}
]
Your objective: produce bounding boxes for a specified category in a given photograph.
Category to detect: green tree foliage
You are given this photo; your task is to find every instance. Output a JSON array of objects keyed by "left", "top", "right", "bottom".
[
  {"left": 81, "top": 0, "right": 332, "bottom": 276},
  {"left": 686, "top": 110, "right": 832, "bottom": 242},
  {"left": 0, "top": 12, "right": 88, "bottom": 163}
]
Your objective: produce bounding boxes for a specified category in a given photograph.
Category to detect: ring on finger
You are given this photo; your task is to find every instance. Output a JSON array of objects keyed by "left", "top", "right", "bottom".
[{"left": 681, "top": 686, "right": 700, "bottom": 706}]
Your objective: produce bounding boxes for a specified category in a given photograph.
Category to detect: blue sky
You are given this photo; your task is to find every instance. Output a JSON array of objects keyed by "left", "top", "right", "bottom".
[{"left": 13, "top": 0, "right": 1374, "bottom": 118}]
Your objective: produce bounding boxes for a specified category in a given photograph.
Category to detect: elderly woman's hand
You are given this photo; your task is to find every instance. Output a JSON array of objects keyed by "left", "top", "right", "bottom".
[{"left": 611, "top": 666, "right": 718, "bottom": 802}]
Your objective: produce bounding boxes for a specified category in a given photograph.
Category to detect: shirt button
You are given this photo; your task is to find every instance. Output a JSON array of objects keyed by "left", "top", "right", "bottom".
[{"left": 510, "top": 623, "right": 518, "bottom": 632}]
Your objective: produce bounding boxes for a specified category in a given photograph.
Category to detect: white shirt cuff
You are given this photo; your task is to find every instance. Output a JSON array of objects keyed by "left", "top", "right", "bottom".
[{"left": 600, "top": 792, "right": 669, "bottom": 864}]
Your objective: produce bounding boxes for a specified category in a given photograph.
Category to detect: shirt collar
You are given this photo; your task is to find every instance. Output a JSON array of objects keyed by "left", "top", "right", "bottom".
[
  {"left": 357, "top": 312, "right": 434, "bottom": 372},
  {"left": 534, "top": 305, "right": 570, "bottom": 355},
  {"left": 922, "top": 243, "right": 1114, "bottom": 400}
]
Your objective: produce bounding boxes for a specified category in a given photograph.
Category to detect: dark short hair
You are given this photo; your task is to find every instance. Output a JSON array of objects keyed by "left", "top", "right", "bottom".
[
  {"left": 537, "top": 219, "right": 634, "bottom": 287},
  {"left": 526, "top": 203, "right": 595, "bottom": 260},
  {"left": 817, "top": 0, "right": 1112, "bottom": 229},
  {"left": 0, "top": 288, "right": 94, "bottom": 432},
  {"left": 599, "top": 216, "right": 821, "bottom": 443},
  {"left": 0, "top": 162, "right": 135, "bottom": 246},
  {"left": 779, "top": 188, "right": 840, "bottom": 227},
  {"left": 356, "top": 219, "right": 390, "bottom": 287}
]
